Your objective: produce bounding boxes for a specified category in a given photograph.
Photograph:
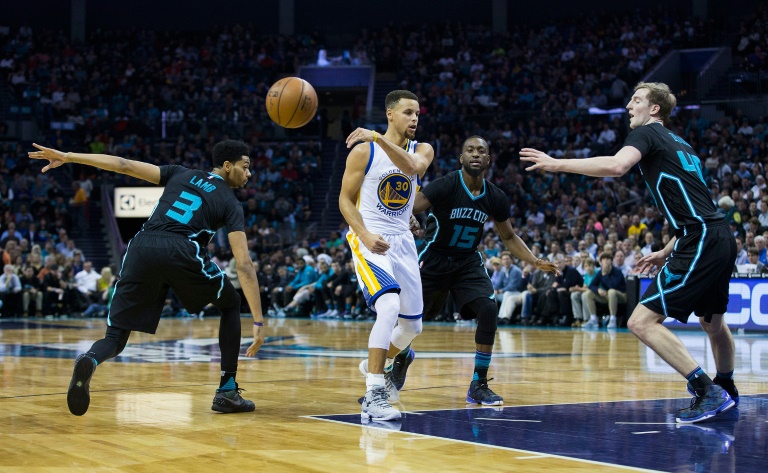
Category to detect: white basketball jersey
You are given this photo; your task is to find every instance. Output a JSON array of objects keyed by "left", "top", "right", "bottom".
[{"left": 356, "top": 140, "right": 421, "bottom": 235}]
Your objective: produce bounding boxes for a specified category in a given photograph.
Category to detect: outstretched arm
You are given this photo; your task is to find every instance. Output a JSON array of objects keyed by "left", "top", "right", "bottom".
[
  {"left": 519, "top": 145, "right": 643, "bottom": 178},
  {"left": 495, "top": 218, "right": 560, "bottom": 275},
  {"left": 28, "top": 143, "right": 161, "bottom": 184}
]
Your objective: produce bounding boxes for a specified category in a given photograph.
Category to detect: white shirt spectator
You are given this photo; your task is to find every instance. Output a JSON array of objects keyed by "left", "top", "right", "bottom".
[
  {"left": 75, "top": 264, "right": 101, "bottom": 294},
  {"left": 597, "top": 127, "right": 616, "bottom": 145},
  {"left": 752, "top": 176, "right": 766, "bottom": 199}
]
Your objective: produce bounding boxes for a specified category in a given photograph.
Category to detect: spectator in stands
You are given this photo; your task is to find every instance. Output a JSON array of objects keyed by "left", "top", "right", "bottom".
[
  {"left": 0, "top": 263, "right": 22, "bottom": 317},
  {"left": 497, "top": 254, "right": 527, "bottom": 324},
  {"left": 75, "top": 261, "right": 102, "bottom": 304},
  {"left": 582, "top": 252, "right": 627, "bottom": 329},
  {"left": 734, "top": 236, "right": 748, "bottom": 265},
  {"left": 570, "top": 258, "right": 597, "bottom": 327},
  {"left": 1, "top": 221, "right": 22, "bottom": 245},
  {"left": 545, "top": 255, "right": 584, "bottom": 326},
  {"left": 19, "top": 265, "right": 42, "bottom": 317},
  {"left": 40, "top": 259, "right": 64, "bottom": 317},
  {"left": 627, "top": 214, "right": 647, "bottom": 239},
  {"left": 613, "top": 250, "right": 632, "bottom": 276},
  {"left": 758, "top": 199, "right": 768, "bottom": 229},
  {"left": 641, "top": 232, "right": 656, "bottom": 256},
  {"left": 756, "top": 235, "right": 768, "bottom": 265},
  {"left": 737, "top": 246, "right": 767, "bottom": 274},
  {"left": 527, "top": 262, "right": 558, "bottom": 326},
  {"left": 272, "top": 256, "right": 315, "bottom": 311},
  {"left": 489, "top": 256, "right": 506, "bottom": 299}
]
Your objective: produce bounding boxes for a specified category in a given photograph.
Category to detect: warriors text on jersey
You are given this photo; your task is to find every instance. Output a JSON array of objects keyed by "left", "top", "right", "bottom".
[
  {"left": 624, "top": 122, "right": 723, "bottom": 229},
  {"left": 355, "top": 140, "right": 421, "bottom": 234},
  {"left": 419, "top": 170, "right": 510, "bottom": 256}
]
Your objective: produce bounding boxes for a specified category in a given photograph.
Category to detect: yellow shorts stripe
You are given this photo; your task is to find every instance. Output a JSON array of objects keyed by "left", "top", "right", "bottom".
[{"left": 346, "top": 232, "right": 381, "bottom": 293}]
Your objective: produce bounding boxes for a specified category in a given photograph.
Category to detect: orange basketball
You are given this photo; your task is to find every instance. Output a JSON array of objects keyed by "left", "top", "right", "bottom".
[{"left": 265, "top": 77, "right": 318, "bottom": 128}]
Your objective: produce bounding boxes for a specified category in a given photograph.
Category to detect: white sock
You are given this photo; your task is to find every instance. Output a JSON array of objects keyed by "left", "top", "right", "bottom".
[
  {"left": 589, "top": 315, "right": 598, "bottom": 323},
  {"left": 366, "top": 373, "right": 385, "bottom": 390}
]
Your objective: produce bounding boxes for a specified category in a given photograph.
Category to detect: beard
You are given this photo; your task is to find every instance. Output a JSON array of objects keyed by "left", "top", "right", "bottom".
[{"left": 462, "top": 162, "right": 488, "bottom": 178}]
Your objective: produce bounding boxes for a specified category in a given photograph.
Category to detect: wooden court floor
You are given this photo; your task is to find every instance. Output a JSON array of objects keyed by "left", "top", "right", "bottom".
[{"left": 1, "top": 316, "right": 766, "bottom": 472}]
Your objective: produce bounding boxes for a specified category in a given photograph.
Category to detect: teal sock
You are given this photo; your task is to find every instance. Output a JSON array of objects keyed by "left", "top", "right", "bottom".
[
  {"left": 474, "top": 349, "right": 492, "bottom": 381},
  {"left": 219, "top": 372, "right": 237, "bottom": 391}
]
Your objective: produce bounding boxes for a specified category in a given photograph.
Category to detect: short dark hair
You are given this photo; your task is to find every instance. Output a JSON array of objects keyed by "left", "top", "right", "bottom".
[
  {"left": 461, "top": 135, "right": 487, "bottom": 150},
  {"left": 385, "top": 90, "right": 418, "bottom": 110},
  {"left": 212, "top": 140, "right": 249, "bottom": 168}
]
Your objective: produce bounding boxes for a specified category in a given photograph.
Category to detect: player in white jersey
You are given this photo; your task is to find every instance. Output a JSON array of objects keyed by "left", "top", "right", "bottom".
[{"left": 340, "top": 90, "right": 434, "bottom": 422}]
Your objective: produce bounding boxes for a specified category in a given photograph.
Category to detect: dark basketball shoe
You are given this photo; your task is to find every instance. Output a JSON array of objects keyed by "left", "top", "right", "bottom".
[
  {"left": 687, "top": 376, "right": 740, "bottom": 406},
  {"left": 390, "top": 348, "right": 415, "bottom": 391},
  {"left": 466, "top": 378, "right": 504, "bottom": 406},
  {"left": 211, "top": 386, "right": 255, "bottom": 413},
  {"left": 676, "top": 384, "right": 735, "bottom": 423},
  {"left": 67, "top": 353, "right": 97, "bottom": 416}
]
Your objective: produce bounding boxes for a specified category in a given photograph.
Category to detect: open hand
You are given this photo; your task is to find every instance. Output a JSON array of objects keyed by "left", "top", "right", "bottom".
[
  {"left": 245, "top": 324, "right": 265, "bottom": 356},
  {"left": 28, "top": 143, "right": 69, "bottom": 173},
  {"left": 519, "top": 148, "right": 560, "bottom": 173},
  {"left": 634, "top": 251, "right": 667, "bottom": 276}
]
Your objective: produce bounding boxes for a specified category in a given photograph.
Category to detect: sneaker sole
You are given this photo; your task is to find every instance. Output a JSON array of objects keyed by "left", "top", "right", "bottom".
[
  {"left": 466, "top": 396, "right": 504, "bottom": 406},
  {"left": 67, "top": 357, "right": 95, "bottom": 416},
  {"left": 361, "top": 410, "right": 402, "bottom": 421},
  {"left": 211, "top": 403, "right": 256, "bottom": 413},
  {"left": 675, "top": 398, "right": 735, "bottom": 424},
  {"left": 392, "top": 350, "right": 415, "bottom": 391}
]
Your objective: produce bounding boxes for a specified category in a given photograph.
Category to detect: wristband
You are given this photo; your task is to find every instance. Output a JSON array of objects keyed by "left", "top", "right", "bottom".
[
  {"left": 373, "top": 131, "right": 378, "bottom": 143},
  {"left": 253, "top": 321, "right": 263, "bottom": 326}
]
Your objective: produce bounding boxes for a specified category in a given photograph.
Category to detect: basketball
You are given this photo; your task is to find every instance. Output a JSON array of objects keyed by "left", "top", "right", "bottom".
[{"left": 266, "top": 77, "right": 318, "bottom": 129}]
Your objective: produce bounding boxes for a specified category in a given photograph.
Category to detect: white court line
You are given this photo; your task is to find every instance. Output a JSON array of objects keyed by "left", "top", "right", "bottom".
[
  {"left": 475, "top": 418, "right": 541, "bottom": 422},
  {"left": 632, "top": 431, "right": 661, "bottom": 435},
  {"left": 309, "top": 417, "right": 667, "bottom": 473},
  {"left": 515, "top": 455, "right": 549, "bottom": 460},
  {"left": 615, "top": 422, "right": 677, "bottom": 425}
]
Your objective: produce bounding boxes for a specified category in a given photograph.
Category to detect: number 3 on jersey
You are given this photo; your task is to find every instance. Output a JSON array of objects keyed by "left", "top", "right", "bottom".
[
  {"left": 449, "top": 224, "right": 478, "bottom": 248},
  {"left": 166, "top": 191, "right": 202, "bottom": 224}
]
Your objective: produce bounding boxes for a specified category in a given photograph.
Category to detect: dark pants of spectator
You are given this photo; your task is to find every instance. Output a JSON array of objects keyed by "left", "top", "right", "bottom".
[
  {"left": 1, "top": 292, "right": 23, "bottom": 317},
  {"left": 544, "top": 288, "right": 574, "bottom": 325}
]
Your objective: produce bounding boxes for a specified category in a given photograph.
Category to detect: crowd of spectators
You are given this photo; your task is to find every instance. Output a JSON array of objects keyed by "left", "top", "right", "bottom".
[{"left": 3, "top": 5, "right": 768, "bottom": 323}]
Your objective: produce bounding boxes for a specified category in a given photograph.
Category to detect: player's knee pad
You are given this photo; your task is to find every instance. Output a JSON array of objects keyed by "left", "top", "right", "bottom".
[
  {"left": 390, "top": 316, "right": 423, "bottom": 350},
  {"left": 369, "top": 292, "right": 400, "bottom": 349},
  {"left": 465, "top": 298, "right": 498, "bottom": 346}
]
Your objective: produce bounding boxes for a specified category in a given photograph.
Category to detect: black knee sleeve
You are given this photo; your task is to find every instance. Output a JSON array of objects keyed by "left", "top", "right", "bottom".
[
  {"left": 88, "top": 325, "right": 131, "bottom": 363},
  {"left": 465, "top": 298, "right": 498, "bottom": 346},
  {"left": 214, "top": 283, "right": 242, "bottom": 373}
]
